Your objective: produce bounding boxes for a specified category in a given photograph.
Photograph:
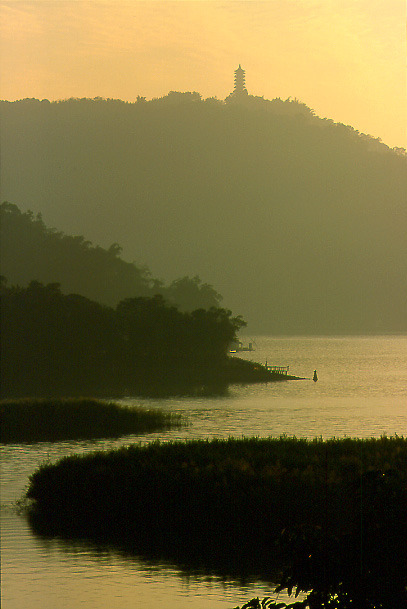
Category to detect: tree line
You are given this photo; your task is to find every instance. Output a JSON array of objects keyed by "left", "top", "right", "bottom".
[{"left": 0, "top": 278, "right": 246, "bottom": 398}]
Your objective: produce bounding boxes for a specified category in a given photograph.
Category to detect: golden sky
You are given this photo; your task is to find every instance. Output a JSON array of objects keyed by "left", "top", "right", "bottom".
[{"left": 0, "top": 0, "right": 405, "bottom": 148}]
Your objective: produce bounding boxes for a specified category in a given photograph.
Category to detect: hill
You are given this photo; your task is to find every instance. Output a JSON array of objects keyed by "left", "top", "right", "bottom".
[
  {"left": 0, "top": 202, "right": 222, "bottom": 311},
  {"left": 1, "top": 94, "right": 405, "bottom": 334}
]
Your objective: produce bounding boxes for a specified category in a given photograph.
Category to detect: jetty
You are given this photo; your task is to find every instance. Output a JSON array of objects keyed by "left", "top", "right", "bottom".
[
  {"left": 265, "top": 363, "right": 290, "bottom": 376},
  {"left": 264, "top": 362, "right": 305, "bottom": 381}
]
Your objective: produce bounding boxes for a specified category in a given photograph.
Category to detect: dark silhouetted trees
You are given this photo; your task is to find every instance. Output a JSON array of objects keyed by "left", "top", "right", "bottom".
[{"left": 0, "top": 280, "right": 245, "bottom": 397}]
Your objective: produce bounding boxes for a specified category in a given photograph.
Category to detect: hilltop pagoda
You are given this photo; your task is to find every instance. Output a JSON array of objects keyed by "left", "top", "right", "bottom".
[
  {"left": 224, "top": 65, "right": 249, "bottom": 103},
  {"left": 233, "top": 65, "right": 248, "bottom": 97}
]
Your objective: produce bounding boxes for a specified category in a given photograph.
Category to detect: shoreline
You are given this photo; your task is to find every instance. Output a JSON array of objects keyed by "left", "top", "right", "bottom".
[
  {"left": 0, "top": 398, "right": 183, "bottom": 444},
  {"left": 0, "top": 356, "right": 306, "bottom": 401}
]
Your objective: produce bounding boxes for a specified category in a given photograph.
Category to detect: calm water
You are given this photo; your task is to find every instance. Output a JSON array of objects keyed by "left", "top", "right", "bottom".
[{"left": 2, "top": 336, "right": 407, "bottom": 609}]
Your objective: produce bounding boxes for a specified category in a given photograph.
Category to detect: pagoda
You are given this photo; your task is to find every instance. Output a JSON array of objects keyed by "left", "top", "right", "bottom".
[{"left": 233, "top": 65, "right": 248, "bottom": 97}]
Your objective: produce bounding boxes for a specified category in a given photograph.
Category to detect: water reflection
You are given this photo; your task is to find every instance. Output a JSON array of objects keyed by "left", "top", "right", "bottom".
[
  {"left": 26, "top": 507, "right": 281, "bottom": 586},
  {"left": 26, "top": 522, "right": 271, "bottom": 584},
  {"left": 3, "top": 511, "right": 284, "bottom": 609},
  {"left": 2, "top": 336, "right": 407, "bottom": 609}
]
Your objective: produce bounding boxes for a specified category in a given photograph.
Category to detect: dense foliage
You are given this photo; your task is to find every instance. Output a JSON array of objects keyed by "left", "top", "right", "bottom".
[
  {"left": 26, "top": 436, "right": 407, "bottom": 608},
  {"left": 0, "top": 278, "right": 248, "bottom": 397},
  {"left": 0, "top": 201, "right": 222, "bottom": 310},
  {"left": 0, "top": 398, "right": 182, "bottom": 443},
  {"left": 1, "top": 95, "right": 406, "bottom": 334}
]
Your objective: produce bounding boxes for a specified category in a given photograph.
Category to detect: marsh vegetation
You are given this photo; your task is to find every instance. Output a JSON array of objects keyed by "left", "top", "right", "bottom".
[
  {"left": 26, "top": 435, "right": 407, "bottom": 607},
  {"left": 0, "top": 398, "right": 183, "bottom": 443}
]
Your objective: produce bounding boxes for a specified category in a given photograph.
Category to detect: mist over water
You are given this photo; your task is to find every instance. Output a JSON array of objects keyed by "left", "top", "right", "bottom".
[{"left": 2, "top": 335, "right": 406, "bottom": 609}]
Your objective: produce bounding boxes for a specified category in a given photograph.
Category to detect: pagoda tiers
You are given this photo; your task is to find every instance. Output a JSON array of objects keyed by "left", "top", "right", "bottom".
[{"left": 233, "top": 65, "right": 248, "bottom": 96}]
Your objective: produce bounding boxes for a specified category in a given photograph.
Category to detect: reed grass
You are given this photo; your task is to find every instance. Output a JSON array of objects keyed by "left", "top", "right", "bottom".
[
  {"left": 25, "top": 435, "right": 407, "bottom": 605},
  {"left": 0, "top": 398, "right": 183, "bottom": 443},
  {"left": 25, "top": 435, "right": 405, "bottom": 538}
]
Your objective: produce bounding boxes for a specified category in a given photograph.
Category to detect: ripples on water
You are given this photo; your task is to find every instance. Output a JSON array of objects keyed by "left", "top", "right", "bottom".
[{"left": 1, "top": 336, "right": 407, "bottom": 608}]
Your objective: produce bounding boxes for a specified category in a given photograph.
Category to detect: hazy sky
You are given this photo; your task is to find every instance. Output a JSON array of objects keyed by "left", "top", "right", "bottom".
[{"left": 1, "top": 0, "right": 405, "bottom": 148}]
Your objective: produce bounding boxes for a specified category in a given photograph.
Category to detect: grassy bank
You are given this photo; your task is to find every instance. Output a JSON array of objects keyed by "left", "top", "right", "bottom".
[
  {"left": 124, "top": 358, "right": 304, "bottom": 398},
  {"left": 25, "top": 436, "right": 407, "bottom": 606},
  {"left": 0, "top": 357, "right": 299, "bottom": 401},
  {"left": 0, "top": 398, "right": 183, "bottom": 443},
  {"left": 222, "top": 357, "right": 305, "bottom": 383},
  {"left": 26, "top": 435, "right": 407, "bottom": 539}
]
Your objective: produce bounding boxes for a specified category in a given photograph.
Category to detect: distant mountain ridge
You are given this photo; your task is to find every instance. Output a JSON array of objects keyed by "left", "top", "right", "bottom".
[{"left": 1, "top": 94, "right": 405, "bottom": 334}]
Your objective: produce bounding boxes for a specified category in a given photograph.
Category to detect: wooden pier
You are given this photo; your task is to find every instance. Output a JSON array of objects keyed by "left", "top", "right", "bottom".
[{"left": 265, "top": 364, "right": 290, "bottom": 376}]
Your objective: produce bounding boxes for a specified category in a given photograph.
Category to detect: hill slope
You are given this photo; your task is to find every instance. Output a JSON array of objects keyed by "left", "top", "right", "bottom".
[
  {"left": 1, "top": 95, "right": 405, "bottom": 334},
  {"left": 0, "top": 202, "right": 222, "bottom": 311}
]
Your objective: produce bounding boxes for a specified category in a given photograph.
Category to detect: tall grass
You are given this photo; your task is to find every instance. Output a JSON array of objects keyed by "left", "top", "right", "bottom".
[
  {"left": 27, "top": 436, "right": 407, "bottom": 609},
  {"left": 26, "top": 435, "right": 407, "bottom": 606},
  {"left": 0, "top": 398, "right": 183, "bottom": 443},
  {"left": 25, "top": 435, "right": 406, "bottom": 540}
]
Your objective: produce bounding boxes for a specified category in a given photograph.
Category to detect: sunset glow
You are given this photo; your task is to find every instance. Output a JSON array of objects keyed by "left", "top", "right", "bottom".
[{"left": 0, "top": 0, "right": 405, "bottom": 148}]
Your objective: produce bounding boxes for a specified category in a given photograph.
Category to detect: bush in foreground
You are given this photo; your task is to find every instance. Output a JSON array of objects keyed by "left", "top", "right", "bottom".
[
  {"left": 26, "top": 436, "right": 407, "bottom": 607},
  {"left": 0, "top": 398, "right": 183, "bottom": 443}
]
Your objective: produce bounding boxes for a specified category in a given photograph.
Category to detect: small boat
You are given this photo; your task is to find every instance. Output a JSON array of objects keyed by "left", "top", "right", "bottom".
[
  {"left": 230, "top": 340, "right": 255, "bottom": 353},
  {"left": 313, "top": 370, "right": 318, "bottom": 382}
]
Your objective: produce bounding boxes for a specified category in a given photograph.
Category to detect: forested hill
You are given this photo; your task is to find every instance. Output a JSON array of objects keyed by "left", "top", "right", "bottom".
[
  {"left": 0, "top": 203, "right": 222, "bottom": 311},
  {"left": 0, "top": 280, "right": 248, "bottom": 397},
  {"left": 1, "top": 94, "right": 406, "bottom": 334}
]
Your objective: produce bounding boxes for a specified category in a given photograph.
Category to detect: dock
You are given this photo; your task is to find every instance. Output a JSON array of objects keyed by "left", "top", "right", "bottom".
[{"left": 265, "top": 363, "right": 290, "bottom": 376}]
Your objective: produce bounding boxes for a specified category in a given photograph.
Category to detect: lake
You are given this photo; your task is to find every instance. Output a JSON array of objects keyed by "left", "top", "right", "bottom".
[{"left": 1, "top": 335, "right": 407, "bottom": 608}]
